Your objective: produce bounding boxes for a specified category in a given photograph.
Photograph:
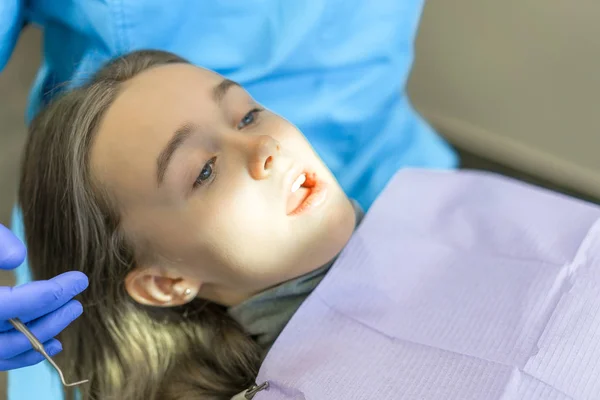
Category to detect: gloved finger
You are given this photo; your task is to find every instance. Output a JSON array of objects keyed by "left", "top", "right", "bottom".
[
  {"left": 0, "top": 224, "right": 26, "bottom": 270},
  {"left": 0, "top": 271, "right": 88, "bottom": 327},
  {"left": 0, "top": 339, "right": 62, "bottom": 371},
  {"left": 0, "top": 299, "right": 82, "bottom": 359}
]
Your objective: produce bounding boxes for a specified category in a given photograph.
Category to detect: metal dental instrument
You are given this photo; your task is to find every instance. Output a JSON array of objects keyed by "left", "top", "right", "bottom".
[{"left": 8, "top": 318, "right": 89, "bottom": 387}]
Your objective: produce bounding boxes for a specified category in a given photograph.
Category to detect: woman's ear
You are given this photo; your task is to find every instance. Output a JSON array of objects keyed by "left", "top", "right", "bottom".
[{"left": 124, "top": 267, "right": 201, "bottom": 307}]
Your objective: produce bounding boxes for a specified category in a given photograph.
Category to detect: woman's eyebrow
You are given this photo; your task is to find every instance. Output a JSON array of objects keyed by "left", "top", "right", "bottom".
[
  {"left": 212, "top": 79, "right": 241, "bottom": 104},
  {"left": 156, "top": 123, "right": 195, "bottom": 186},
  {"left": 156, "top": 79, "right": 240, "bottom": 186}
]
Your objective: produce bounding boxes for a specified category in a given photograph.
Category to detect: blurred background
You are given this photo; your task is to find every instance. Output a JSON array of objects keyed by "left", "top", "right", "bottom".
[
  {"left": 2, "top": 0, "right": 600, "bottom": 398},
  {"left": 0, "top": 29, "right": 38, "bottom": 230}
]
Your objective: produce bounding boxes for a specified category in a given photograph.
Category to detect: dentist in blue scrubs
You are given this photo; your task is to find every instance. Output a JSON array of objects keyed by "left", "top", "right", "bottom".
[{"left": 0, "top": 1, "right": 457, "bottom": 398}]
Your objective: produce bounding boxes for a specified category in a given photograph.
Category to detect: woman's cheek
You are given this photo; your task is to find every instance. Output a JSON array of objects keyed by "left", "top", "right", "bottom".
[{"left": 209, "top": 182, "right": 257, "bottom": 221}]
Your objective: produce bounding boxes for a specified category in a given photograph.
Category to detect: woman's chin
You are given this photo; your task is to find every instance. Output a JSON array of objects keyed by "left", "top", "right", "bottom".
[{"left": 310, "top": 199, "right": 357, "bottom": 267}]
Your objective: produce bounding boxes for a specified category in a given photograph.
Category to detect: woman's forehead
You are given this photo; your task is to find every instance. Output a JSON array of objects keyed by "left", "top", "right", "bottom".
[
  {"left": 121, "top": 63, "right": 223, "bottom": 101},
  {"left": 90, "top": 65, "right": 223, "bottom": 201},
  {"left": 101, "top": 64, "right": 224, "bottom": 140}
]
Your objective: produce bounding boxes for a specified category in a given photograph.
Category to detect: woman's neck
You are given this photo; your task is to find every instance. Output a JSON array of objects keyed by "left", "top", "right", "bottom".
[{"left": 226, "top": 199, "right": 365, "bottom": 350}]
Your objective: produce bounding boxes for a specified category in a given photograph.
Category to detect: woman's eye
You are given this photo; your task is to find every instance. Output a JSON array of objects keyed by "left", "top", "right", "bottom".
[
  {"left": 194, "top": 157, "right": 216, "bottom": 188},
  {"left": 237, "top": 108, "right": 263, "bottom": 130}
]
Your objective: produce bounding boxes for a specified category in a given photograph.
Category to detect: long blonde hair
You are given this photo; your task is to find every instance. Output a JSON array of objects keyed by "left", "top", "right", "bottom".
[{"left": 19, "top": 50, "right": 262, "bottom": 400}]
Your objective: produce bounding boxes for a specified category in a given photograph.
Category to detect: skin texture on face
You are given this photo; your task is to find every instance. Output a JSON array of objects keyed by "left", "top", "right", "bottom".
[{"left": 90, "top": 64, "right": 356, "bottom": 307}]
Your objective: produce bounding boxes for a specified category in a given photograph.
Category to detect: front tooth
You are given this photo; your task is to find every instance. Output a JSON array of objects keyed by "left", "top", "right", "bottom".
[{"left": 291, "top": 174, "right": 306, "bottom": 192}]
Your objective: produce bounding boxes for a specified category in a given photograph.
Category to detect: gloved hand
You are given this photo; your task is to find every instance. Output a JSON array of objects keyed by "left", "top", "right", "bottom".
[{"left": 0, "top": 224, "right": 88, "bottom": 371}]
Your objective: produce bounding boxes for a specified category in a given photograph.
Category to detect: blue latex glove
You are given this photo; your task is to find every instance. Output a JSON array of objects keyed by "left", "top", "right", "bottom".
[{"left": 0, "top": 224, "right": 88, "bottom": 371}]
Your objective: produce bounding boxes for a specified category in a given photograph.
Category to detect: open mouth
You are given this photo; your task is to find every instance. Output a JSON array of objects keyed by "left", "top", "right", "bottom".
[{"left": 286, "top": 171, "right": 327, "bottom": 215}]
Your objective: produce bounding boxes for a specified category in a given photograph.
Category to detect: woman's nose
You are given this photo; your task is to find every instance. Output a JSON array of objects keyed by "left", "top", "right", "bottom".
[{"left": 248, "top": 135, "right": 281, "bottom": 180}]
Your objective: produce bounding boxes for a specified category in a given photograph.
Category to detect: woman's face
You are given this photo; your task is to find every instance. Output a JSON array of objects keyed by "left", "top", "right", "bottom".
[{"left": 90, "top": 63, "right": 356, "bottom": 306}]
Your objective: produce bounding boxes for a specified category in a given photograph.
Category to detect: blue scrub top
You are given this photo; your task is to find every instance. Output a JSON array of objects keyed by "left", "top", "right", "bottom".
[{"left": 1, "top": 1, "right": 457, "bottom": 399}]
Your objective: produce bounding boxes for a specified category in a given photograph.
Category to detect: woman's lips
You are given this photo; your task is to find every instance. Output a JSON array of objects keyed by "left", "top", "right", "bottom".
[
  {"left": 286, "top": 172, "right": 328, "bottom": 216},
  {"left": 286, "top": 185, "right": 310, "bottom": 214}
]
